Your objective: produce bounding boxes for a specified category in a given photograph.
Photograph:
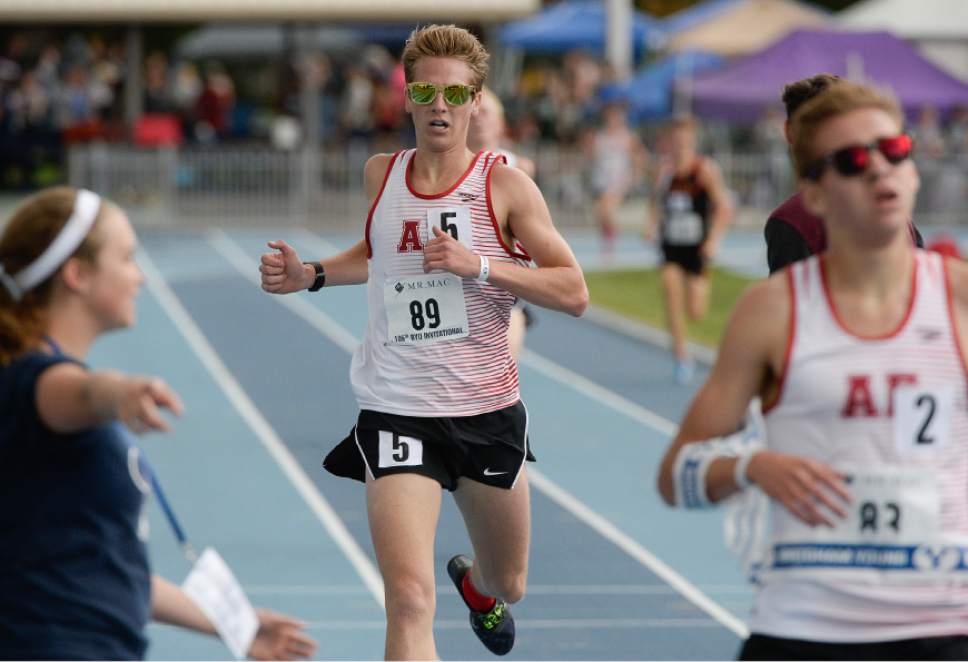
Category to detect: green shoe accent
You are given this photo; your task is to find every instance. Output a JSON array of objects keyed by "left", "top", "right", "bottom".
[{"left": 480, "top": 602, "right": 506, "bottom": 630}]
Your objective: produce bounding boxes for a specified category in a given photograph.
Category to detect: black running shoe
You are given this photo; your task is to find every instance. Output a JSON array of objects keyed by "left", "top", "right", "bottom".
[{"left": 447, "top": 554, "right": 515, "bottom": 656}]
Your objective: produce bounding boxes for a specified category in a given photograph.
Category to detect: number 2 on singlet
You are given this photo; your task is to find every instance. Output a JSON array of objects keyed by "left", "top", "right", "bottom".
[{"left": 893, "top": 385, "right": 953, "bottom": 455}]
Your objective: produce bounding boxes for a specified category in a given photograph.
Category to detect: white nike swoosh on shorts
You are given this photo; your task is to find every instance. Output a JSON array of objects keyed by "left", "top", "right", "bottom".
[{"left": 483, "top": 468, "right": 508, "bottom": 476}]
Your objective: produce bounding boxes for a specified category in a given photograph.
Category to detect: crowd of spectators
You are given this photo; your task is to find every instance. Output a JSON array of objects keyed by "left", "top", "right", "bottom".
[{"left": 2, "top": 28, "right": 967, "bottom": 207}]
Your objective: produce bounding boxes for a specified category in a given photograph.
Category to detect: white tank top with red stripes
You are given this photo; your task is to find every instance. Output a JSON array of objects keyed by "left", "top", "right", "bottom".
[
  {"left": 752, "top": 250, "right": 968, "bottom": 642},
  {"left": 349, "top": 149, "right": 532, "bottom": 417}
]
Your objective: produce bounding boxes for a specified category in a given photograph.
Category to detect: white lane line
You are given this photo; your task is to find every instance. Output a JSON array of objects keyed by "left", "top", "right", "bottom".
[
  {"left": 527, "top": 469, "right": 747, "bottom": 637},
  {"left": 582, "top": 304, "right": 718, "bottom": 366},
  {"left": 212, "top": 230, "right": 747, "bottom": 638},
  {"left": 152, "top": 617, "right": 723, "bottom": 632},
  {"left": 243, "top": 583, "right": 750, "bottom": 596},
  {"left": 138, "top": 246, "right": 385, "bottom": 609},
  {"left": 300, "top": 618, "right": 726, "bottom": 630},
  {"left": 518, "top": 349, "right": 677, "bottom": 436}
]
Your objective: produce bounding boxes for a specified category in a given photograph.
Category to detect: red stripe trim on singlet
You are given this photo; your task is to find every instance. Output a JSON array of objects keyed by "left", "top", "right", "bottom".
[
  {"left": 485, "top": 153, "right": 532, "bottom": 261},
  {"left": 818, "top": 252, "right": 918, "bottom": 341},
  {"left": 942, "top": 256, "right": 968, "bottom": 392},
  {"left": 762, "top": 266, "right": 797, "bottom": 414},
  {"left": 405, "top": 150, "right": 484, "bottom": 200},
  {"left": 364, "top": 151, "right": 401, "bottom": 258}
]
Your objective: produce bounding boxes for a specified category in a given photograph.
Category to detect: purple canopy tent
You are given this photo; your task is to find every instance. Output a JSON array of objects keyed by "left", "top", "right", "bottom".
[{"left": 685, "top": 29, "right": 968, "bottom": 121}]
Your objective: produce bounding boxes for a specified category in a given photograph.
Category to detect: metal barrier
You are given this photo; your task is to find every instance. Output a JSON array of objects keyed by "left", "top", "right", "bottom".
[{"left": 68, "top": 144, "right": 968, "bottom": 230}]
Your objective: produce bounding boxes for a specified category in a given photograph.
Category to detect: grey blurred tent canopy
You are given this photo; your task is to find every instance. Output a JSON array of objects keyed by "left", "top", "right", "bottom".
[
  {"left": 0, "top": 0, "right": 538, "bottom": 21},
  {"left": 177, "top": 25, "right": 363, "bottom": 58}
]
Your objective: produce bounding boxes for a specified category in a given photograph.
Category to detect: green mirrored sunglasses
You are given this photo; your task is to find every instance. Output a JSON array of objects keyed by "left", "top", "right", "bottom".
[{"left": 407, "top": 82, "right": 476, "bottom": 106}]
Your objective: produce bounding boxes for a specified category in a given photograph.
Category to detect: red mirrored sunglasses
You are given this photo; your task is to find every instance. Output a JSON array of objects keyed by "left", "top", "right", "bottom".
[{"left": 803, "top": 134, "right": 914, "bottom": 181}]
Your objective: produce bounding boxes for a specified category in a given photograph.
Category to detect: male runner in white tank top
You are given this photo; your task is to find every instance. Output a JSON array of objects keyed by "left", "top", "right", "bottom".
[
  {"left": 260, "top": 25, "right": 587, "bottom": 661},
  {"left": 657, "top": 81, "right": 968, "bottom": 659}
]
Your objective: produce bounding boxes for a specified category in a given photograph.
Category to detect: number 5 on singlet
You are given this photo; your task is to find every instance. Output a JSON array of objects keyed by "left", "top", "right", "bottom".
[
  {"left": 430, "top": 208, "right": 473, "bottom": 251},
  {"left": 893, "top": 385, "right": 953, "bottom": 455}
]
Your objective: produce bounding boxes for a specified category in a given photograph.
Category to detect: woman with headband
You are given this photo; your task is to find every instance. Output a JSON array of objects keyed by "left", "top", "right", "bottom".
[{"left": 0, "top": 187, "right": 316, "bottom": 660}]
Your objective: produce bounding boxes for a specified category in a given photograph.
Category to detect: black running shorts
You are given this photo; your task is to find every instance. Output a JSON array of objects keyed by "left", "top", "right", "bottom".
[
  {"left": 661, "top": 243, "right": 706, "bottom": 276},
  {"left": 738, "top": 633, "right": 968, "bottom": 661},
  {"left": 323, "top": 401, "right": 533, "bottom": 491}
]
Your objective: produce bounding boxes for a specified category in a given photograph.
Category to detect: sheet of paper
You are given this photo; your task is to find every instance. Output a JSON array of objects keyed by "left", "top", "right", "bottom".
[{"left": 183, "top": 547, "right": 259, "bottom": 659}]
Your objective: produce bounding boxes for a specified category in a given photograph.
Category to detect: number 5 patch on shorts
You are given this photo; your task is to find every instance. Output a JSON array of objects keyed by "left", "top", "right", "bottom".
[{"left": 378, "top": 430, "right": 424, "bottom": 467}]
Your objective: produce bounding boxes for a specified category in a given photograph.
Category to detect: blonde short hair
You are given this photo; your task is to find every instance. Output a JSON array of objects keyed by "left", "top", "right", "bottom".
[
  {"left": 401, "top": 24, "right": 489, "bottom": 90},
  {"left": 790, "top": 81, "right": 904, "bottom": 178}
]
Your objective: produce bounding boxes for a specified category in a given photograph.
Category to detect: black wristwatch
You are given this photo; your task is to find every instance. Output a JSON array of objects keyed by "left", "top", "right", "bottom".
[{"left": 304, "top": 261, "right": 326, "bottom": 292}]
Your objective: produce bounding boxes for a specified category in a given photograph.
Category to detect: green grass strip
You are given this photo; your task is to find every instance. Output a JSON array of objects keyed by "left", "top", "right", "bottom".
[{"left": 584, "top": 267, "right": 757, "bottom": 349}]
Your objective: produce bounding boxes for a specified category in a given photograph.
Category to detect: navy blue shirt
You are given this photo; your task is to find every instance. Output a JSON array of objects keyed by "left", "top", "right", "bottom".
[{"left": 0, "top": 351, "right": 151, "bottom": 660}]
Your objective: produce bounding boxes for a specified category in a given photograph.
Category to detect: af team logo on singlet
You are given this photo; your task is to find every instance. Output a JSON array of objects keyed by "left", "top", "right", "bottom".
[
  {"left": 838, "top": 373, "right": 954, "bottom": 454},
  {"left": 397, "top": 208, "right": 474, "bottom": 253},
  {"left": 386, "top": 208, "right": 475, "bottom": 346}
]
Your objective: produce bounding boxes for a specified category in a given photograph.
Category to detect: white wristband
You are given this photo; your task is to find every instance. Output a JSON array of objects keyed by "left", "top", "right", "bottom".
[
  {"left": 476, "top": 255, "right": 490, "bottom": 282},
  {"left": 672, "top": 441, "right": 719, "bottom": 509},
  {"left": 733, "top": 449, "right": 759, "bottom": 489}
]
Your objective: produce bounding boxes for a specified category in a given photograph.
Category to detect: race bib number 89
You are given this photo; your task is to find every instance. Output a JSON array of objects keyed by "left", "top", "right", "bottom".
[{"left": 384, "top": 274, "right": 469, "bottom": 346}]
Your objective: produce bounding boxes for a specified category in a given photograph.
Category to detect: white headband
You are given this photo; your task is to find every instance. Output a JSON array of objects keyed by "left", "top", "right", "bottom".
[{"left": 0, "top": 189, "right": 101, "bottom": 301}]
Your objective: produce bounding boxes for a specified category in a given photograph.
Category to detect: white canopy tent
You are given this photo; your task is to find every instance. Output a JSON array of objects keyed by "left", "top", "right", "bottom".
[
  {"left": 838, "top": 0, "right": 968, "bottom": 81},
  {"left": 665, "top": 0, "right": 828, "bottom": 58}
]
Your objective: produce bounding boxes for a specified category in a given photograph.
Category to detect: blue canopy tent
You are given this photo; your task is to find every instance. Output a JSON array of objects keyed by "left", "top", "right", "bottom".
[
  {"left": 599, "top": 50, "right": 725, "bottom": 121},
  {"left": 498, "top": 0, "right": 665, "bottom": 56}
]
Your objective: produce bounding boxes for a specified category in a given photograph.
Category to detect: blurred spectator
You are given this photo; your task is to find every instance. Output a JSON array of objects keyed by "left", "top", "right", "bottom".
[
  {"left": 193, "top": 63, "right": 234, "bottom": 143},
  {"left": 340, "top": 64, "right": 374, "bottom": 142},
  {"left": 947, "top": 105, "right": 968, "bottom": 155},
  {"left": 585, "top": 100, "right": 648, "bottom": 254},
  {"left": 171, "top": 61, "right": 203, "bottom": 136},
  {"left": 144, "top": 52, "right": 172, "bottom": 113},
  {"left": 57, "top": 65, "right": 110, "bottom": 144},
  {"left": 912, "top": 105, "right": 946, "bottom": 157}
]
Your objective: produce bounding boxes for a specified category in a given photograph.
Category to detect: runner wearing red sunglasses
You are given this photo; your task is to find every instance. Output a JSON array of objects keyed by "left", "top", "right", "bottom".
[
  {"left": 764, "top": 74, "right": 923, "bottom": 273},
  {"left": 658, "top": 81, "right": 968, "bottom": 660}
]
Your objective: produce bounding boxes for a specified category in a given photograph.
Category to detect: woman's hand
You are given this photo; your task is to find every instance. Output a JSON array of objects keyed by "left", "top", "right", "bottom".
[{"left": 248, "top": 609, "right": 317, "bottom": 661}]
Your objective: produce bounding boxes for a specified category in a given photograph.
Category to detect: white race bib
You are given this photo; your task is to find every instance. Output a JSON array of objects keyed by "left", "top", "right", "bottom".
[
  {"left": 378, "top": 430, "right": 424, "bottom": 468},
  {"left": 183, "top": 548, "right": 259, "bottom": 660},
  {"left": 894, "top": 385, "right": 953, "bottom": 455},
  {"left": 384, "top": 273, "right": 469, "bottom": 346},
  {"left": 663, "top": 193, "right": 703, "bottom": 245},
  {"left": 427, "top": 207, "right": 474, "bottom": 251},
  {"left": 767, "top": 466, "right": 958, "bottom": 578}
]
